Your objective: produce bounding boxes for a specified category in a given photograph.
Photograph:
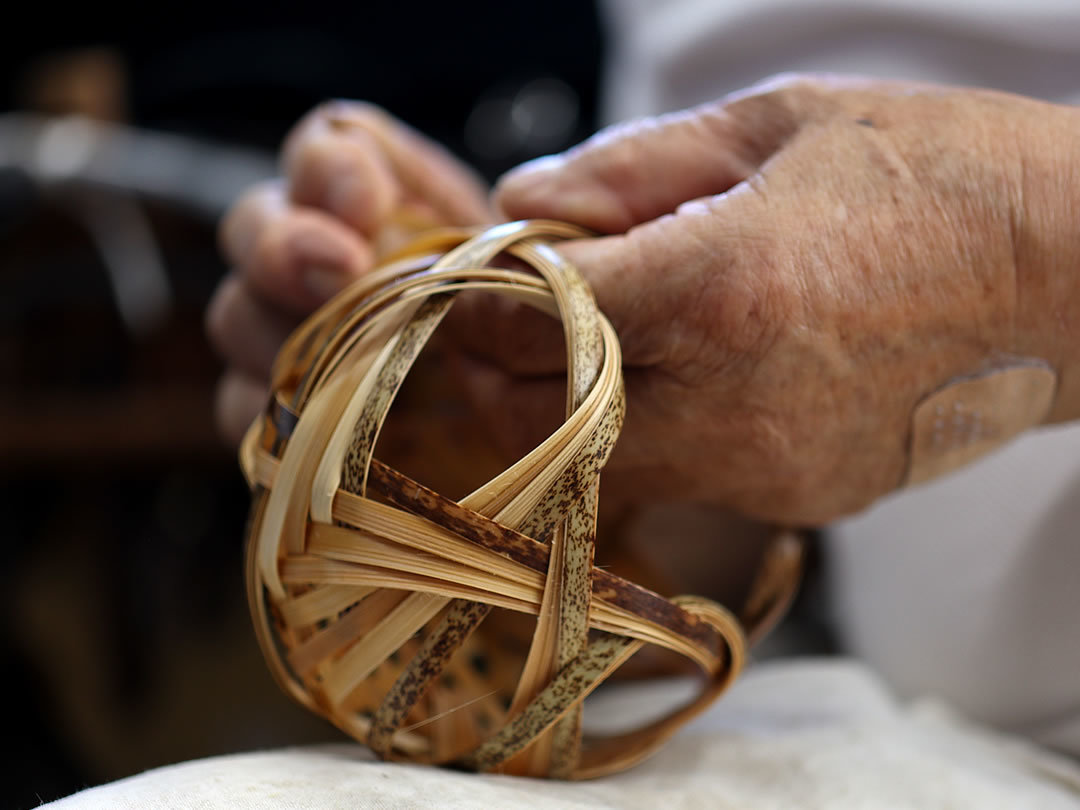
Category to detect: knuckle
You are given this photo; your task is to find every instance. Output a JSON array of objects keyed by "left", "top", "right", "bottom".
[
  {"left": 583, "top": 118, "right": 655, "bottom": 182},
  {"left": 721, "top": 73, "right": 833, "bottom": 144},
  {"left": 742, "top": 72, "right": 831, "bottom": 107}
]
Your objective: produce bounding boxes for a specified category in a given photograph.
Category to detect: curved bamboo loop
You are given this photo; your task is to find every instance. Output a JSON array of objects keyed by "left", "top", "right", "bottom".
[{"left": 241, "top": 221, "right": 804, "bottom": 778}]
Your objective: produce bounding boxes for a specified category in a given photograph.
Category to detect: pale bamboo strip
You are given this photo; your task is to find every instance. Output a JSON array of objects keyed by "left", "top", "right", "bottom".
[
  {"left": 488, "top": 316, "right": 621, "bottom": 530},
  {"left": 309, "top": 329, "right": 408, "bottom": 525},
  {"left": 275, "top": 252, "right": 438, "bottom": 391},
  {"left": 330, "top": 497, "right": 541, "bottom": 582},
  {"left": 255, "top": 362, "right": 367, "bottom": 598},
  {"left": 322, "top": 592, "right": 446, "bottom": 707},
  {"left": 309, "top": 524, "right": 545, "bottom": 601},
  {"left": 244, "top": 490, "right": 313, "bottom": 709},
  {"left": 280, "top": 556, "right": 536, "bottom": 619},
  {"left": 305, "top": 269, "right": 543, "bottom": 405},
  {"left": 287, "top": 589, "right": 408, "bottom": 677},
  {"left": 278, "top": 584, "right": 373, "bottom": 628},
  {"left": 309, "top": 528, "right": 543, "bottom": 606},
  {"left": 507, "top": 523, "right": 566, "bottom": 723}
]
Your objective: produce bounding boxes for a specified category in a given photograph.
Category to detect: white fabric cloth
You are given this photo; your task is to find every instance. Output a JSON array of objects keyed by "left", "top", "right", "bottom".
[{"left": 44, "top": 659, "right": 1080, "bottom": 808}]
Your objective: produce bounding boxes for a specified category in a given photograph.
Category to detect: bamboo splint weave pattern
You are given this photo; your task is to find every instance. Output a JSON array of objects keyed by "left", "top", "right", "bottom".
[{"left": 240, "top": 220, "right": 802, "bottom": 779}]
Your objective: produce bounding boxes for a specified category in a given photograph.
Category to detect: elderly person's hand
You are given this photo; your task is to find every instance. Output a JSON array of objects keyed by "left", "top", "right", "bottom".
[
  {"left": 468, "top": 75, "right": 1080, "bottom": 525},
  {"left": 206, "top": 102, "right": 491, "bottom": 443},
  {"left": 208, "top": 77, "right": 1080, "bottom": 528}
]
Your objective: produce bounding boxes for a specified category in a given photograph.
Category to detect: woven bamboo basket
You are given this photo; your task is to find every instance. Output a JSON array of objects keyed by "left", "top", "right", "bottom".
[{"left": 239, "top": 220, "right": 804, "bottom": 779}]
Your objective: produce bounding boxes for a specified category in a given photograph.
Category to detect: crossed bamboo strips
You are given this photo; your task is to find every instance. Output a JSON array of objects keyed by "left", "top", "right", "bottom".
[{"left": 239, "top": 220, "right": 798, "bottom": 779}]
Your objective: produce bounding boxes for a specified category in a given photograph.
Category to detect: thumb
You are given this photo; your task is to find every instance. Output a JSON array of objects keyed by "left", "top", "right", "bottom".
[
  {"left": 441, "top": 226, "right": 680, "bottom": 376},
  {"left": 494, "top": 92, "right": 798, "bottom": 234}
]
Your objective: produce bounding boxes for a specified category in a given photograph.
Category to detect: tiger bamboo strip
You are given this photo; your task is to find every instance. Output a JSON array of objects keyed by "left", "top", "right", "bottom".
[
  {"left": 367, "top": 600, "right": 493, "bottom": 757},
  {"left": 257, "top": 453, "right": 730, "bottom": 670},
  {"left": 283, "top": 537, "right": 722, "bottom": 672},
  {"left": 513, "top": 239, "right": 606, "bottom": 775},
  {"left": 464, "top": 632, "right": 642, "bottom": 771},
  {"left": 336, "top": 710, "right": 429, "bottom": 756}
]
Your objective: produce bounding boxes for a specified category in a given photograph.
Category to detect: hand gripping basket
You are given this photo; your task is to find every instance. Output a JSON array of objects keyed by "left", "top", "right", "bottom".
[{"left": 239, "top": 220, "right": 804, "bottom": 779}]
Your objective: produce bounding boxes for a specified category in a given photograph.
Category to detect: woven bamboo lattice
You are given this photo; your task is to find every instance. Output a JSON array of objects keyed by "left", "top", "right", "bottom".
[{"left": 240, "top": 220, "right": 804, "bottom": 779}]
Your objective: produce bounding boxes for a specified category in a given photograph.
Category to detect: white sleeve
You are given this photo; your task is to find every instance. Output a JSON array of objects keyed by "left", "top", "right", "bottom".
[
  {"left": 826, "top": 422, "right": 1080, "bottom": 757},
  {"left": 599, "top": 0, "right": 1080, "bottom": 122}
]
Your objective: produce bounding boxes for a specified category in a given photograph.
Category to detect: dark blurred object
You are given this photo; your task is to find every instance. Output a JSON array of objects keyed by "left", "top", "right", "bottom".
[
  {"left": 1, "top": 6, "right": 603, "bottom": 808},
  {"left": 3, "top": 3, "right": 605, "bottom": 181},
  {"left": 18, "top": 47, "right": 129, "bottom": 122}
]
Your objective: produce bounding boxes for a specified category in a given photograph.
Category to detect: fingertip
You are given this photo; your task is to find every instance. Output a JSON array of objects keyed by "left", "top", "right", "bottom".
[
  {"left": 215, "top": 373, "right": 268, "bottom": 448},
  {"left": 219, "top": 180, "right": 287, "bottom": 268},
  {"left": 205, "top": 276, "right": 297, "bottom": 379}
]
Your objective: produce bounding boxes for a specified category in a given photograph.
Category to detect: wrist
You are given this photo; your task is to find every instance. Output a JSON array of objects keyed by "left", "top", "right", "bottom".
[{"left": 1012, "top": 100, "right": 1080, "bottom": 423}]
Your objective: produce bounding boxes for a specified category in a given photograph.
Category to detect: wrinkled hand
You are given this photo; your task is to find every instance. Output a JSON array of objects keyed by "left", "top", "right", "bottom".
[
  {"left": 461, "top": 75, "right": 1080, "bottom": 525},
  {"left": 206, "top": 102, "right": 491, "bottom": 443}
]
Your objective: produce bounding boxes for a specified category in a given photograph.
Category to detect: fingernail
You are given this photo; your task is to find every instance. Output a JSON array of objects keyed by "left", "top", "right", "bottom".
[
  {"left": 495, "top": 156, "right": 567, "bottom": 219},
  {"left": 304, "top": 264, "right": 348, "bottom": 301},
  {"left": 512, "top": 153, "right": 565, "bottom": 177},
  {"left": 499, "top": 154, "right": 564, "bottom": 192}
]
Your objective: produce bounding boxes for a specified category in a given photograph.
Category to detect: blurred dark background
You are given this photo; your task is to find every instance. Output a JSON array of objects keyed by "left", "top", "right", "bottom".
[{"left": 1, "top": 6, "right": 604, "bottom": 807}]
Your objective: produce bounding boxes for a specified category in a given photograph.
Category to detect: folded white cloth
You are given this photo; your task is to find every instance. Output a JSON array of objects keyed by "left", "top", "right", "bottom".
[{"left": 46, "top": 658, "right": 1080, "bottom": 809}]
